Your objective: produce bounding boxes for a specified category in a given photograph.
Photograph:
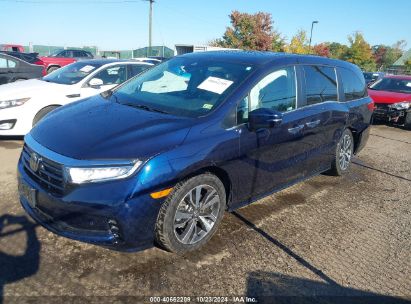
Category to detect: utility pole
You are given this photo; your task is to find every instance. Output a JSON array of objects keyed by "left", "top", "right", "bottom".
[{"left": 147, "top": 0, "right": 154, "bottom": 57}]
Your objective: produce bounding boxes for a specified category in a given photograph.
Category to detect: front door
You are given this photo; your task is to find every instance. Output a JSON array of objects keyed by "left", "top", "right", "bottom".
[{"left": 235, "top": 66, "right": 312, "bottom": 202}]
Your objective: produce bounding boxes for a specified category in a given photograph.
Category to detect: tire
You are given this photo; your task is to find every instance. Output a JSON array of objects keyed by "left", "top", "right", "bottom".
[
  {"left": 404, "top": 112, "right": 411, "bottom": 130},
  {"left": 327, "top": 129, "right": 354, "bottom": 176},
  {"left": 32, "top": 106, "right": 59, "bottom": 126},
  {"left": 155, "top": 173, "right": 226, "bottom": 254},
  {"left": 47, "top": 66, "right": 59, "bottom": 74}
]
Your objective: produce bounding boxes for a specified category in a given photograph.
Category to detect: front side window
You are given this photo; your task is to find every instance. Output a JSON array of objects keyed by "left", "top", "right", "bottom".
[
  {"left": 249, "top": 67, "right": 297, "bottom": 113},
  {"left": 114, "top": 57, "right": 255, "bottom": 117},
  {"left": 129, "top": 64, "right": 150, "bottom": 78},
  {"left": 43, "top": 62, "right": 103, "bottom": 84},
  {"left": 303, "top": 65, "right": 338, "bottom": 105},
  {"left": 341, "top": 68, "right": 367, "bottom": 101},
  {"left": 92, "top": 65, "right": 127, "bottom": 85}
]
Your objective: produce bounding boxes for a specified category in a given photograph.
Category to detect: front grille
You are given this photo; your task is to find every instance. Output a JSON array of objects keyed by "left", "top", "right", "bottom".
[
  {"left": 374, "top": 104, "right": 389, "bottom": 116},
  {"left": 21, "top": 144, "right": 65, "bottom": 195}
]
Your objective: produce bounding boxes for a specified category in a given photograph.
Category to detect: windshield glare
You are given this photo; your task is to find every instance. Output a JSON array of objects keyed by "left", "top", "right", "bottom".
[
  {"left": 114, "top": 57, "right": 255, "bottom": 117},
  {"left": 43, "top": 62, "right": 100, "bottom": 85},
  {"left": 370, "top": 78, "right": 411, "bottom": 94}
]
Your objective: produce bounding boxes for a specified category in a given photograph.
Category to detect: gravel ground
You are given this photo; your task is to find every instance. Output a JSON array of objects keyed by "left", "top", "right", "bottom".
[{"left": 0, "top": 125, "right": 410, "bottom": 303}]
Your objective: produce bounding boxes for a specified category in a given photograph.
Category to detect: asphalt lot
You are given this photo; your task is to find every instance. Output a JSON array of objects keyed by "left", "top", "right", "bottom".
[{"left": 0, "top": 125, "right": 410, "bottom": 303}]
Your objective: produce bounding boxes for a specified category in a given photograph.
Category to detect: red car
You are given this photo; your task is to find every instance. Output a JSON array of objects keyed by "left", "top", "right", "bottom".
[
  {"left": 368, "top": 75, "right": 411, "bottom": 129},
  {"left": 0, "top": 44, "right": 25, "bottom": 52},
  {"left": 40, "top": 49, "right": 94, "bottom": 74}
]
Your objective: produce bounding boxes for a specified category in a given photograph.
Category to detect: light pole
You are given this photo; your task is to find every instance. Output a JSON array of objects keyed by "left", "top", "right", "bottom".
[{"left": 309, "top": 20, "right": 319, "bottom": 53}]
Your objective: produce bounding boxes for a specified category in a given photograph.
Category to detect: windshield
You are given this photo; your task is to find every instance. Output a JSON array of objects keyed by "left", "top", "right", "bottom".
[
  {"left": 43, "top": 62, "right": 101, "bottom": 85},
  {"left": 370, "top": 77, "right": 411, "bottom": 94},
  {"left": 114, "top": 56, "right": 255, "bottom": 117}
]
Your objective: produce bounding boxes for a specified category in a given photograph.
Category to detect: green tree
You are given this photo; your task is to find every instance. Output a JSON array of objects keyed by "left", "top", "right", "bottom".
[
  {"left": 212, "top": 11, "right": 285, "bottom": 51},
  {"left": 405, "top": 59, "right": 411, "bottom": 74},
  {"left": 327, "top": 42, "right": 349, "bottom": 59},
  {"left": 372, "top": 43, "right": 404, "bottom": 70},
  {"left": 286, "top": 29, "right": 310, "bottom": 54},
  {"left": 345, "top": 32, "right": 376, "bottom": 71}
]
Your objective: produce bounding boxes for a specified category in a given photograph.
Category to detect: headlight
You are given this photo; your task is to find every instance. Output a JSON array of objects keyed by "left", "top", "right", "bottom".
[
  {"left": 65, "top": 160, "right": 142, "bottom": 184},
  {"left": 389, "top": 101, "right": 411, "bottom": 110},
  {"left": 0, "top": 97, "right": 31, "bottom": 109}
]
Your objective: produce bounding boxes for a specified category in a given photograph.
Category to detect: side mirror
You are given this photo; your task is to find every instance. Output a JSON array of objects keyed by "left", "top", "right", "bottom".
[
  {"left": 248, "top": 108, "right": 283, "bottom": 131},
  {"left": 88, "top": 78, "right": 104, "bottom": 88}
]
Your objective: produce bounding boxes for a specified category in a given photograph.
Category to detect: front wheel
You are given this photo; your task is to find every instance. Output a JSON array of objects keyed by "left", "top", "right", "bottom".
[
  {"left": 327, "top": 129, "right": 354, "bottom": 176},
  {"left": 155, "top": 173, "right": 226, "bottom": 253},
  {"left": 32, "top": 106, "right": 59, "bottom": 126}
]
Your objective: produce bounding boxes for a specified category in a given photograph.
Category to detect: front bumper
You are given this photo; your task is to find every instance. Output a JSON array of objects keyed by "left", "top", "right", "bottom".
[
  {"left": 0, "top": 106, "right": 33, "bottom": 136},
  {"left": 373, "top": 104, "right": 408, "bottom": 123},
  {"left": 17, "top": 150, "right": 164, "bottom": 252}
]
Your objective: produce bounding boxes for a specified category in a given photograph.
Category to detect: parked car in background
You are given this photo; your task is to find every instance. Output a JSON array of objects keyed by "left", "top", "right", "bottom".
[
  {"left": 40, "top": 49, "right": 94, "bottom": 74},
  {"left": 0, "top": 59, "right": 152, "bottom": 135},
  {"left": 0, "top": 44, "right": 25, "bottom": 52},
  {"left": 0, "top": 52, "right": 44, "bottom": 85},
  {"left": 368, "top": 75, "right": 411, "bottom": 129},
  {"left": 0, "top": 51, "right": 46, "bottom": 76},
  {"left": 17, "top": 52, "right": 373, "bottom": 253},
  {"left": 363, "top": 72, "right": 384, "bottom": 86}
]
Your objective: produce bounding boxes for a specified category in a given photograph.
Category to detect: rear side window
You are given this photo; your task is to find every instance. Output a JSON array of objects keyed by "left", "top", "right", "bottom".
[
  {"left": 339, "top": 68, "right": 367, "bottom": 101},
  {"left": 303, "top": 65, "right": 338, "bottom": 105}
]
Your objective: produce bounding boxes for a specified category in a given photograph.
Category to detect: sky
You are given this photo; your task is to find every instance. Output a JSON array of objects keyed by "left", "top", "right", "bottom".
[{"left": 0, "top": 0, "right": 410, "bottom": 51}]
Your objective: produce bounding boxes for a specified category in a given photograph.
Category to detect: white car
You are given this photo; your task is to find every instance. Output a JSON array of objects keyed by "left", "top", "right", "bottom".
[{"left": 0, "top": 59, "right": 153, "bottom": 135}]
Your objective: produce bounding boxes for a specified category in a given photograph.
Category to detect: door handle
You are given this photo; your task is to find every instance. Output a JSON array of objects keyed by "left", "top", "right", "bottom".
[
  {"left": 288, "top": 124, "right": 305, "bottom": 134},
  {"left": 306, "top": 120, "right": 321, "bottom": 128}
]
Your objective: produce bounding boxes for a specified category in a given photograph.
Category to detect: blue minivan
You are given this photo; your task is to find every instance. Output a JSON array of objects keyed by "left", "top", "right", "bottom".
[{"left": 18, "top": 51, "right": 373, "bottom": 253}]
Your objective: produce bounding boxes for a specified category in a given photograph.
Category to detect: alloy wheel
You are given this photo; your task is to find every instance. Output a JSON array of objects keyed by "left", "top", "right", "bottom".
[
  {"left": 173, "top": 184, "right": 220, "bottom": 245},
  {"left": 339, "top": 134, "right": 352, "bottom": 171}
]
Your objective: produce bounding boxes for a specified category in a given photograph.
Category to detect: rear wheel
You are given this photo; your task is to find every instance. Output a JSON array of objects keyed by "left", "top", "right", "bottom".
[
  {"left": 155, "top": 173, "right": 226, "bottom": 253},
  {"left": 327, "top": 129, "right": 354, "bottom": 176},
  {"left": 32, "top": 106, "right": 59, "bottom": 126}
]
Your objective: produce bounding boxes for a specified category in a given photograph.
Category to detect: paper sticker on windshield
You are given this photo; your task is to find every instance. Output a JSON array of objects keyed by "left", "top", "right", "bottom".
[
  {"left": 202, "top": 103, "right": 213, "bottom": 109},
  {"left": 197, "top": 77, "right": 233, "bottom": 94},
  {"left": 80, "top": 65, "right": 96, "bottom": 73},
  {"left": 407, "top": 82, "right": 411, "bottom": 87}
]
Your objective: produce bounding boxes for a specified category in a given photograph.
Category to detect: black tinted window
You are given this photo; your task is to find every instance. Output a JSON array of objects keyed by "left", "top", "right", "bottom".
[
  {"left": 303, "top": 65, "right": 338, "bottom": 105},
  {"left": 341, "top": 68, "right": 367, "bottom": 101}
]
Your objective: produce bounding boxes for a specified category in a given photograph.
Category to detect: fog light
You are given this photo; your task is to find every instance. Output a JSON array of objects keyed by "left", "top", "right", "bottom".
[{"left": 0, "top": 120, "right": 16, "bottom": 130}]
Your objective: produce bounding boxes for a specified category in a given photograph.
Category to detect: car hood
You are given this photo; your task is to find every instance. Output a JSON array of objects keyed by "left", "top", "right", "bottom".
[
  {"left": 368, "top": 89, "right": 411, "bottom": 104},
  {"left": 30, "top": 95, "right": 193, "bottom": 160},
  {"left": 0, "top": 79, "right": 71, "bottom": 100}
]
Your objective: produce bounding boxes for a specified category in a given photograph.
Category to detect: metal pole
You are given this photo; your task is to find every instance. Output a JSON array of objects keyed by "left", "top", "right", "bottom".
[
  {"left": 309, "top": 21, "right": 318, "bottom": 53},
  {"left": 148, "top": 0, "right": 154, "bottom": 57}
]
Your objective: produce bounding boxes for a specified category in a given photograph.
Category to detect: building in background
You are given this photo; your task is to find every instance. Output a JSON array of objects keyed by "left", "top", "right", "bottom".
[{"left": 387, "top": 49, "right": 411, "bottom": 75}]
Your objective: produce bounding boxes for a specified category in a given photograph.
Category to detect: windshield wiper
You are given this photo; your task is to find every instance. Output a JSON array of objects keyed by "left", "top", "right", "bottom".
[{"left": 122, "top": 103, "right": 170, "bottom": 114}]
